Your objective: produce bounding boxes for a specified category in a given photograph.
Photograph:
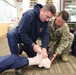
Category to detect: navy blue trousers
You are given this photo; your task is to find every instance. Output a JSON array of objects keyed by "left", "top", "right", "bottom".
[
  {"left": 7, "top": 29, "right": 36, "bottom": 57},
  {"left": 0, "top": 54, "right": 29, "bottom": 73}
]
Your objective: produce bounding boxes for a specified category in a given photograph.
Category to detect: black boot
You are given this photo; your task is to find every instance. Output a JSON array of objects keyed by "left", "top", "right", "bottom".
[
  {"left": 47, "top": 47, "right": 54, "bottom": 59},
  {"left": 15, "top": 68, "right": 23, "bottom": 75},
  {"left": 18, "top": 43, "right": 25, "bottom": 55}
]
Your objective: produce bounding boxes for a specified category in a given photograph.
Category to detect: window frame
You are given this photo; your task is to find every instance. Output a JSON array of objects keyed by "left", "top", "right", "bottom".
[
  {"left": 45, "top": 0, "right": 54, "bottom": 4},
  {"left": 29, "top": 0, "right": 38, "bottom": 8}
]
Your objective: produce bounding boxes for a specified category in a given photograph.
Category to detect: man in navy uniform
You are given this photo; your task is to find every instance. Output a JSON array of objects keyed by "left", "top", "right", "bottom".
[{"left": 7, "top": 3, "right": 56, "bottom": 75}]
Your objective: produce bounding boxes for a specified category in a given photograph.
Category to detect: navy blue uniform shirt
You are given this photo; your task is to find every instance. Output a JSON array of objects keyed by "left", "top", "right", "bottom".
[{"left": 16, "top": 4, "right": 49, "bottom": 49}]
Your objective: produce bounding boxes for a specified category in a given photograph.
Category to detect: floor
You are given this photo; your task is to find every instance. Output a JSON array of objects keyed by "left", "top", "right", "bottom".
[{"left": 0, "top": 36, "right": 76, "bottom": 75}]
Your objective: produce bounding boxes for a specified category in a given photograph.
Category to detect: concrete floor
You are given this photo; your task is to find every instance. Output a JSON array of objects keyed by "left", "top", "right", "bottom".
[{"left": 0, "top": 36, "right": 76, "bottom": 75}]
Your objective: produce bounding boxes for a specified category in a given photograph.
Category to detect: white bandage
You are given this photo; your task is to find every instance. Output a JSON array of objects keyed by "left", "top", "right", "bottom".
[
  {"left": 28, "top": 53, "right": 42, "bottom": 66},
  {"left": 38, "top": 58, "right": 51, "bottom": 69}
]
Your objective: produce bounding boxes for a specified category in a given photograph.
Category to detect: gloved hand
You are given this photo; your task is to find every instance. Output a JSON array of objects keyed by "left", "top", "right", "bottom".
[{"left": 38, "top": 58, "right": 52, "bottom": 69}]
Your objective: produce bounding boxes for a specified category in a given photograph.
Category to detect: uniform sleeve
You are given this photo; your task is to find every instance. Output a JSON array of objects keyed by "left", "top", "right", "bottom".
[
  {"left": 41, "top": 23, "right": 49, "bottom": 49},
  {"left": 18, "top": 13, "right": 34, "bottom": 47},
  {"left": 55, "top": 24, "right": 70, "bottom": 55}
]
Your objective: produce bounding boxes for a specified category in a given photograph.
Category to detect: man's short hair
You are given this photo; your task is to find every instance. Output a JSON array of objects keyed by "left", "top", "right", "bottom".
[
  {"left": 58, "top": 10, "right": 69, "bottom": 21},
  {"left": 43, "top": 3, "right": 56, "bottom": 16}
]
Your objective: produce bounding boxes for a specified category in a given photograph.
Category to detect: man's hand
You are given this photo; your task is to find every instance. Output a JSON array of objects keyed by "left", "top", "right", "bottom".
[
  {"left": 33, "top": 44, "right": 41, "bottom": 54},
  {"left": 53, "top": 54, "right": 57, "bottom": 58},
  {"left": 41, "top": 48, "right": 48, "bottom": 58},
  {"left": 50, "top": 53, "right": 57, "bottom": 62}
]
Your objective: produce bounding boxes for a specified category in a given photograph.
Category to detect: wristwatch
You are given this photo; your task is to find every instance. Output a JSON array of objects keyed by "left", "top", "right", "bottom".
[{"left": 32, "top": 43, "right": 35, "bottom": 48}]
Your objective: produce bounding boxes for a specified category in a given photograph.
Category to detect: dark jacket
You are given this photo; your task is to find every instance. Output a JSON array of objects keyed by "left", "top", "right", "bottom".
[{"left": 17, "top": 4, "right": 49, "bottom": 49}]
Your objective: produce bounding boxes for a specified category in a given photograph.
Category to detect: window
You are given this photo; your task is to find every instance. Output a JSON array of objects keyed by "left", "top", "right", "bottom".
[
  {"left": 46, "top": 0, "right": 53, "bottom": 4},
  {"left": 0, "top": 0, "right": 17, "bottom": 23},
  {"left": 65, "top": 0, "right": 76, "bottom": 22},
  {"left": 66, "top": 0, "right": 72, "bottom": 6},
  {"left": 29, "top": 0, "right": 38, "bottom": 8}
]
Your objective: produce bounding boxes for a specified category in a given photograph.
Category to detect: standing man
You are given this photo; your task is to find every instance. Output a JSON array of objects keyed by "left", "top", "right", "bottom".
[
  {"left": 7, "top": 3, "right": 56, "bottom": 75},
  {"left": 47, "top": 10, "right": 74, "bottom": 64}
]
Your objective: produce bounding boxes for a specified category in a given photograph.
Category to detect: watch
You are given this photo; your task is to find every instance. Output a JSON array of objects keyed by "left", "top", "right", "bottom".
[{"left": 32, "top": 43, "right": 35, "bottom": 48}]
